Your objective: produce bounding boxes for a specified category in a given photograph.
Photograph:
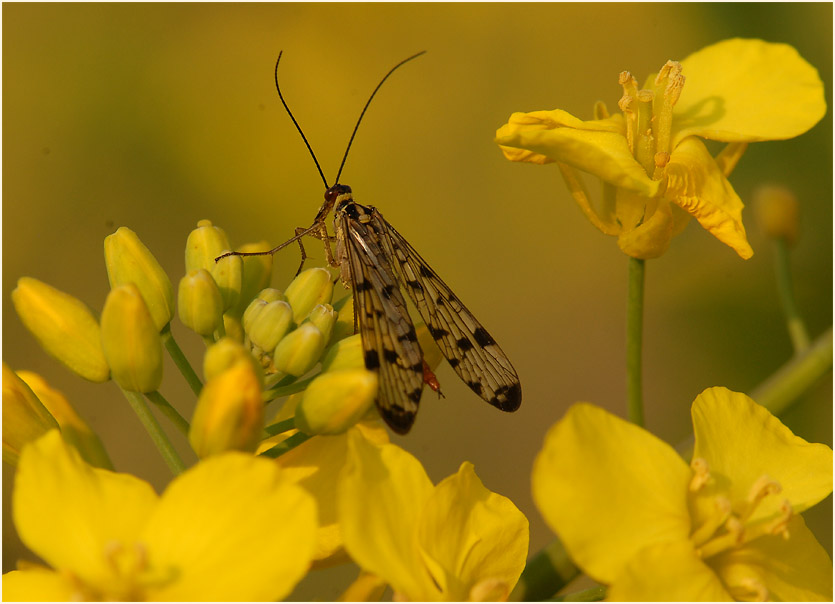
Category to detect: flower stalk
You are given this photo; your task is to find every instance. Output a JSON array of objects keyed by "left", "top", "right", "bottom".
[
  {"left": 626, "top": 257, "right": 645, "bottom": 426},
  {"left": 121, "top": 387, "right": 185, "bottom": 475}
]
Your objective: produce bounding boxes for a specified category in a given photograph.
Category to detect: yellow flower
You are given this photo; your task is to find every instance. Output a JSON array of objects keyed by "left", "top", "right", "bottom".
[
  {"left": 338, "top": 429, "right": 529, "bottom": 600},
  {"left": 532, "top": 387, "right": 833, "bottom": 601},
  {"left": 3, "top": 430, "right": 316, "bottom": 601},
  {"left": 496, "top": 38, "right": 826, "bottom": 259},
  {"left": 2, "top": 363, "right": 59, "bottom": 466}
]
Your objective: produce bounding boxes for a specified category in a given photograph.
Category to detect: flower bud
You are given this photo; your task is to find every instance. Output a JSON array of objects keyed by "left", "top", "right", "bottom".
[
  {"left": 295, "top": 369, "right": 378, "bottom": 435},
  {"left": 2, "top": 363, "right": 59, "bottom": 466},
  {"left": 754, "top": 184, "right": 800, "bottom": 247},
  {"left": 284, "top": 268, "right": 334, "bottom": 323},
  {"left": 11, "top": 277, "right": 110, "bottom": 382},
  {"left": 185, "top": 219, "right": 231, "bottom": 273},
  {"left": 203, "top": 337, "right": 263, "bottom": 384},
  {"left": 17, "top": 370, "right": 111, "bottom": 469},
  {"left": 304, "top": 304, "right": 337, "bottom": 343},
  {"left": 242, "top": 289, "right": 287, "bottom": 333},
  {"left": 189, "top": 361, "right": 263, "bottom": 458},
  {"left": 230, "top": 241, "right": 274, "bottom": 318},
  {"left": 247, "top": 300, "right": 294, "bottom": 352},
  {"left": 273, "top": 323, "right": 326, "bottom": 377},
  {"left": 222, "top": 315, "right": 245, "bottom": 343},
  {"left": 100, "top": 284, "right": 163, "bottom": 392},
  {"left": 104, "top": 227, "right": 174, "bottom": 331},
  {"left": 321, "top": 333, "right": 365, "bottom": 372},
  {"left": 211, "top": 253, "right": 242, "bottom": 312},
  {"left": 178, "top": 269, "right": 224, "bottom": 337}
]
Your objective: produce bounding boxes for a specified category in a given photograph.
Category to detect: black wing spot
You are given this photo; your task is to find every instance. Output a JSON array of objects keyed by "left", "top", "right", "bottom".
[
  {"left": 447, "top": 357, "right": 460, "bottom": 368},
  {"left": 473, "top": 327, "right": 496, "bottom": 347},
  {"left": 428, "top": 325, "right": 449, "bottom": 339},
  {"left": 457, "top": 337, "right": 474, "bottom": 352},
  {"left": 364, "top": 349, "right": 381, "bottom": 370},
  {"left": 381, "top": 284, "right": 395, "bottom": 299},
  {"left": 408, "top": 387, "right": 423, "bottom": 403},
  {"left": 383, "top": 348, "right": 400, "bottom": 364},
  {"left": 419, "top": 265, "right": 434, "bottom": 279},
  {"left": 398, "top": 327, "right": 418, "bottom": 342},
  {"left": 491, "top": 383, "right": 522, "bottom": 412},
  {"left": 355, "top": 279, "right": 373, "bottom": 292},
  {"left": 405, "top": 280, "right": 423, "bottom": 293},
  {"left": 468, "top": 381, "right": 483, "bottom": 396}
]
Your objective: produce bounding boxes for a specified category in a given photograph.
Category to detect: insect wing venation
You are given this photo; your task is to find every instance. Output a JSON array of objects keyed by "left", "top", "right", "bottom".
[
  {"left": 375, "top": 211, "right": 522, "bottom": 413},
  {"left": 338, "top": 202, "right": 425, "bottom": 433}
]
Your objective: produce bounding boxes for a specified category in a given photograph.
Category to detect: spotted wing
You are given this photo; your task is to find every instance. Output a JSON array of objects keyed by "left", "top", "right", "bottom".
[
  {"left": 339, "top": 208, "right": 426, "bottom": 434},
  {"left": 375, "top": 211, "right": 522, "bottom": 412}
]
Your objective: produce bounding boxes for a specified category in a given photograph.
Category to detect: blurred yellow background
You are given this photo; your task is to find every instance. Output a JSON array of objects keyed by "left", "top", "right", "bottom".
[{"left": 3, "top": 3, "right": 831, "bottom": 598}]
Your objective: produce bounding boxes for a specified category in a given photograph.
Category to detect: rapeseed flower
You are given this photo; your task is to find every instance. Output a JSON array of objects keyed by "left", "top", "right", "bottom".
[
  {"left": 496, "top": 38, "right": 825, "bottom": 259},
  {"left": 3, "top": 430, "right": 316, "bottom": 601},
  {"left": 532, "top": 387, "right": 832, "bottom": 600}
]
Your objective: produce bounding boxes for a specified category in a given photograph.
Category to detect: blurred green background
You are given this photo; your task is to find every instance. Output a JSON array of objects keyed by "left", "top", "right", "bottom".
[{"left": 3, "top": 3, "right": 832, "bottom": 598}]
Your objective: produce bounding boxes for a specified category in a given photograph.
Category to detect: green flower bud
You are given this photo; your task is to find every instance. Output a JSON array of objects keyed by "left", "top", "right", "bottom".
[
  {"left": 273, "top": 323, "right": 326, "bottom": 377},
  {"left": 295, "top": 369, "right": 378, "bottom": 435},
  {"left": 11, "top": 277, "right": 110, "bottom": 382},
  {"left": 242, "top": 289, "right": 286, "bottom": 334},
  {"left": 284, "top": 268, "right": 334, "bottom": 323},
  {"left": 248, "top": 300, "right": 294, "bottom": 352},
  {"left": 104, "top": 227, "right": 174, "bottom": 331},
  {"left": 17, "top": 370, "right": 111, "bottom": 469},
  {"left": 189, "top": 361, "right": 263, "bottom": 458},
  {"left": 2, "top": 363, "right": 60, "bottom": 466},
  {"left": 230, "top": 241, "right": 274, "bottom": 318},
  {"left": 211, "top": 253, "right": 242, "bottom": 312},
  {"left": 754, "top": 184, "right": 800, "bottom": 247},
  {"left": 185, "top": 219, "right": 231, "bottom": 273},
  {"left": 178, "top": 269, "right": 224, "bottom": 337},
  {"left": 304, "top": 304, "right": 338, "bottom": 343},
  {"left": 320, "top": 333, "right": 364, "bottom": 373},
  {"left": 203, "top": 337, "right": 262, "bottom": 384},
  {"left": 100, "top": 284, "right": 163, "bottom": 392}
]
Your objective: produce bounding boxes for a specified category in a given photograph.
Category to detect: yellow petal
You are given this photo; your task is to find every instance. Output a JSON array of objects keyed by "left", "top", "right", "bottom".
[
  {"left": 665, "top": 137, "right": 753, "bottom": 259},
  {"left": 417, "top": 461, "right": 528, "bottom": 600},
  {"left": 495, "top": 110, "right": 660, "bottom": 197},
  {"left": 13, "top": 431, "right": 158, "bottom": 587},
  {"left": 692, "top": 387, "right": 833, "bottom": 522},
  {"left": 531, "top": 403, "right": 691, "bottom": 584},
  {"left": 616, "top": 196, "right": 674, "bottom": 259},
  {"left": 142, "top": 453, "right": 316, "bottom": 601},
  {"left": 673, "top": 38, "right": 826, "bottom": 144},
  {"left": 2, "top": 567, "right": 78, "bottom": 601},
  {"left": 712, "top": 515, "right": 833, "bottom": 601},
  {"left": 338, "top": 429, "right": 436, "bottom": 600},
  {"left": 607, "top": 540, "right": 733, "bottom": 601}
]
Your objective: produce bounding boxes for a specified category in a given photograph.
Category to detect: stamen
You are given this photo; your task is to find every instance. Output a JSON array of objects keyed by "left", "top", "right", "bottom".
[
  {"left": 593, "top": 101, "right": 610, "bottom": 120},
  {"left": 689, "top": 457, "right": 711, "bottom": 492},
  {"left": 696, "top": 514, "right": 744, "bottom": 559},
  {"left": 618, "top": 94, "right": 636, "bottom": 154},
  {"left": 651, "top": 60, "right": 684, "bottom": 156},
  {"left": 741, "top": 475, "right": 782, "bottom": 522}
]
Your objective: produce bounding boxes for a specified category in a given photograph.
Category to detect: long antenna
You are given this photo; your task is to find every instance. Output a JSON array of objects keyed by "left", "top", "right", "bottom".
[
  {"left": 334, "top": 50, "right": 426, "bottom": 185},
  {"left": 274, "top": 51, "right": 329, "bottom": 188}
]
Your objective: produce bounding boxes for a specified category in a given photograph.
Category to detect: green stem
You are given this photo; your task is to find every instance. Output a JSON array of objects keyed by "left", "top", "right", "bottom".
[
  {"left": 508, "top": 536, "right": 580, "bottom": 601},
  {"left": 145, "top": 390, "right": 190, "bottom": 436},
  {"left": 161, "top": 325, "right": 203, "bottom": 396},
  {"left": 265, "top": 418, "right": 297, "bottom": 436},
  {"left": 773, "top": 238, "right": 811, "bottom": 353},
  {"left": 259, "top": 432, "right": 311, "bottom": 458},
  {"left": 626, "top": 257, "right": 645, "bottom": 426},
  {"left": 121, "top": 388, "right": 186, "bottom": 475},
  {"left": 750, "top": 326, "right": 832, "bottom": 416}
]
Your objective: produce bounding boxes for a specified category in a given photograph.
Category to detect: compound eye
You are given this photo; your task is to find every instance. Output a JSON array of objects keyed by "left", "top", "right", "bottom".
[{"left": 324, "top": 186, "right": 338, "bottom": 204}]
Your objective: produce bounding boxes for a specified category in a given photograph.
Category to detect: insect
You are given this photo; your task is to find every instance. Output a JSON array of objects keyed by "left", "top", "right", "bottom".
[{"left": 221, "top": 52, "right": 521, "bottom": 433}]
